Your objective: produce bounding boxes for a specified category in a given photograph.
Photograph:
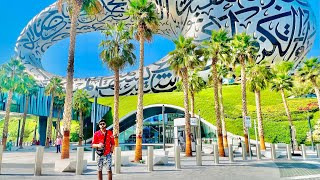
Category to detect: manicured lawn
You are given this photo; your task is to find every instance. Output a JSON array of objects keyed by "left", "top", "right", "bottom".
[{"left": 98, "top": 85, "right": 319, "bottom": 144}]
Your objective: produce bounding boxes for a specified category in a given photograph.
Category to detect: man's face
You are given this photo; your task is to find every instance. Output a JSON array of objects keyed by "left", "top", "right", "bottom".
[{"left": 99, "top": 122, "right": 106, "bottom": 129}]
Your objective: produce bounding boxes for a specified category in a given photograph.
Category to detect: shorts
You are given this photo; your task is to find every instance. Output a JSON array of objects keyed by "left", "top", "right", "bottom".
[{"left": 96, "top": 153, "right": 112, "bottom": 171}]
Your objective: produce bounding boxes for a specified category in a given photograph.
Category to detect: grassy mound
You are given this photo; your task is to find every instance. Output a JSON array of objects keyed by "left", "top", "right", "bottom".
[{"left": 98, "top": 85, "right": 319, "bottom": 144}]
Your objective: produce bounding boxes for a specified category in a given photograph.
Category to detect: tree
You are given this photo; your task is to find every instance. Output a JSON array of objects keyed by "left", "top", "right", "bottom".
[
  {"left": 100, "top": 21, "right": 136, "bottom": 147},
  {"left": 271, "top": 62, "right": 298, "bottom": 149},
  {"left": 73, "top": 89, "right": 91, "bottom": 146},
  {"left": 230, "top": 32, "right": 258, "bottom": 153},
  {"left": 54, "top": 90, "right": 65, "bottom": 138},
  {"left": 17, "top": 74, "right": 38, "bottom": 148},
  {"left": 168, "top": 35, "right": 204, "bottom": 157},
  {"left": 217, "top": 63, "right": 230, "bottom": 148},
  {"left": 297, "top": 57, "right": 320, "bottom": 113},
  {"left": 290, "top": 77, "right": 312, "bottom": 98},
  {"left": 125, "top": 0, "right": 159, "bottom": 161},
  {"left": 202, "top": 29, "right": 231, "bottom": 157},
  {"left": 45, "top": 77, "right": 63, "bottom": 147},
  {"left": 0, "top": 58, "right": 25, "bottom": 150},
  {"left": 57, "top": 0, "right": 103, "bottom": 159},
  {"left": 246, "top": 61, "right": 273, "bottom": 150},
  {"left": 188, "top": 70, "right": 206, "bottom": 117}
]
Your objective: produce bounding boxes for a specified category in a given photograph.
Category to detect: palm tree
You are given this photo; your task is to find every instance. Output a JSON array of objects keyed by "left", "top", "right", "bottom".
[
  {"left": 100, "top": 21, "right": 136, "bottom": 147},
  {"left": 73, "top": 89, "right": 91, "bottom": 146},
  {"left": 125, "top": 0, "right": 159, "bottom": 161},
  {"left": 54, "top": 91, "right": 65, "bottom": 138},
  {"left": 168, "top": 35, "right": 204, "bottom": 157},
  {"left": 17, "top": 74, "right": 38, "bottom": 148},
  {"left": 246, "top": 61, "right": 273, "bottom": 150},
  {"left": 188, "top": 70, "right": 206, "bottom": 117},
  {"left": 230, "top": 32, "right": 258, "bottom": 153},
  {"left": 45, "top": 77, "right": 63, "bottom": 147},
  {"left": 297, "top": 57, "right": 320, "bottom": 112},
  {"left": 290, "top": 77, "right": 312, "bottom": 98},
  {"left": 0, "top": 58, "right": 25, "bottom": 150},
  {"left": 217, "top": 63, "right": 230, "bottom": 148},
  {"left": 57, "top": 0, "right": 103, "bottom": 159},
  {"left": 271, "top": 61, "right": 298, "bottom": 149},
  {"left": 202, "top": 29, "right": 231, "bottom": 157}
]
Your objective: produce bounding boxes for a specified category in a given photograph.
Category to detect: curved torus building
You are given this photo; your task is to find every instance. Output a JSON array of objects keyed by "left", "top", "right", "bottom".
[{"left": 15, "top": 0, "right": 317, "bottom": 97}]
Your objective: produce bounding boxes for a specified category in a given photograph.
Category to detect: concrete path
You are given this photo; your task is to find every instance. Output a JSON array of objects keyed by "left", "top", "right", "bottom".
[{"left": 1, "top": 144, "right": 320, "bottom": 180}]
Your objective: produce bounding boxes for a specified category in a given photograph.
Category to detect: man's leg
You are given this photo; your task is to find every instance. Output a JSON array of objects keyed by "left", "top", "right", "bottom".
[
  {"left": 97, "top": 155, "right": 104, "bottom": 180},
  {"left": 98, "top": 171, "right": 103, "bottom": 180},
  {"left": 106, "top": 153, "right": 112, "bottom": 180},
  {"left": 108, "top": 171, "right": 112, "bottom": 180}
]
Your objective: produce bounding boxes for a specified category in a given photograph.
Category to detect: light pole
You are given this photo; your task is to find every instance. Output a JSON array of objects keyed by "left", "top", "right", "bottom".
[
  {"left": 92, "top": 87, "right": 98, "bottom": 161},
  {"left": 307, "top": 110, "right": 315, "bottom": 151},
  {"left": 162, "top": 105, "right": 165, "bottom": 151},
  {"left": 85, "top": 123, "right": 88, "bottom": 146},
  {"left": 16, "top": 119, "right": 21, "bottom": 147},
  {"left": 198, "top": 109, "right": 202, "bottom": 150}
]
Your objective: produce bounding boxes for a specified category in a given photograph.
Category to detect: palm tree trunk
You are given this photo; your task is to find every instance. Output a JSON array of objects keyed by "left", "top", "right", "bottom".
[
  {"left": 280, "top": 88, "right": 298, "bottom": 150},
  {"left": 255, "top": 90, "right": 266, "bottom": 150},
  {"left": 181, "top": 69, "right": 192, "bottom": 157},
  {"left": 46, "top": 93, "right": 55, "bottom": 147},
  {"left": 78, "top": 110, "right": 83, "bottom": 146},
  {"left": 218, "top": 79, "right": 228, "bottom": 148},
  {"left": 212, "top": 59, "right": 224, "bottom": 157},
  {"left": 114, "top": 69, "right": 120, "bottom": 147},
  {"left": 240, "top": 58, "right": 249, "bottom": 153},
  {"left": 134, "top": 27, "right": 145, "bottom": 162},
  {"left": 190, "top": 92, "right": 195, "bottom": 117},
  {"left": 280, "top": 89, "right": 293, "bottom": 126},
  {"left": 56, "top": 109, "right": 61, "bottom": 138},
  {"left": 311, "top": 81, "right": 320, "bottom": 114},
  {"left": 61, "top": 0, "right": 81, "bottom": 159},
  {"left": 19, "top": 95, "right": 30, "bottom": 148},
  {"left": 2, "top": 90, "right": 13, "bottom": 150}
]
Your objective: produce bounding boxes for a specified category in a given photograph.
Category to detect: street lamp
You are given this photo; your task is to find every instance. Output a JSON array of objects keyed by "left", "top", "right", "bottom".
[
  {"left": 307, "top": 111, "right": 315, "bottom": 151},
  {"left": 92, "top": 86, "right": 98, "bottom": 161},
  {"left": 299, "top": 104, "right": 315, "bottom": 152},
  {"left": 162, "top": 105, "right": 165, "bottom": 151},
  {"left": 85, "top": 123, "right": 88, "bottom": 146}
]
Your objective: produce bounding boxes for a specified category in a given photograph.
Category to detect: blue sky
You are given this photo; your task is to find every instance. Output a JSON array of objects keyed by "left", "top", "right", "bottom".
[{"left": 0, "top": 1, "right": 319, "bottom": 78}]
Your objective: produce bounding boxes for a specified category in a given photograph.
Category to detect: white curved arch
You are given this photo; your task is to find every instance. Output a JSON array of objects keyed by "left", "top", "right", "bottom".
[{"left": 15, "top": 0, "right": 316, "bottom": 97}]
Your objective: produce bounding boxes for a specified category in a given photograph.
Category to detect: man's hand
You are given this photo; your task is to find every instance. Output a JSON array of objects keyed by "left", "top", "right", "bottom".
[{"left": 98, "top": 143, "right": 104, "bottom": 148}]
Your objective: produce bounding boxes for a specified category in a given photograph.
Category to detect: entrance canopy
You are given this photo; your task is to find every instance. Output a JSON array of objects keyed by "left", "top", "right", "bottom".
[{"left": 174, "top": 117, "right": 199, "bottom": 127}]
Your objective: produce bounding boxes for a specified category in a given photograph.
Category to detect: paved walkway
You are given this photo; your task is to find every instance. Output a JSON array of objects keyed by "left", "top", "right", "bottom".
[{"left": 1, "top": 144, "right": 320, "bottom": 180}]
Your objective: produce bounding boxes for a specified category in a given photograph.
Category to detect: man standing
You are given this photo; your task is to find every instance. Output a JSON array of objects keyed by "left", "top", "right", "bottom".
[
  {"left": 55, "top": 136, "right": 62, "bottom": 153},
  {"left": 92, "top": 119, "right": 115, "bottom": 180}
]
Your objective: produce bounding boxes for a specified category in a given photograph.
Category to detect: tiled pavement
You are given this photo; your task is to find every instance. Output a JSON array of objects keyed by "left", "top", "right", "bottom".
[{"left": 1, "top": 145, "right": 320, "bottom": 180}]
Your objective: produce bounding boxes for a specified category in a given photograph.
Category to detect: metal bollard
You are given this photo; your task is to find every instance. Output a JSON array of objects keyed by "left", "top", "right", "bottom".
[
  {"left": 147, "top": 146, "right": 153, "bottom": 172},
  {"left": 271, "top": 144, "right": 276, "bottom": 160},
  {"left": 228, "top": 144, "right": 234, "bottom": 162},
  {"left": 76, "top": 147, "right": 84, "bottom": 175},
  {"left": 316, "top": 144, "right": 320, "bottom": 158},
  {"left": 34, "top": 146, "right": 44, "bottom": 176},
  {"left": 241, "top": 142, "right": 247, "bottom": 160},
  {"left": 301, "top": 144, "right": 306, "bottom": 160},
  {"left": 0, "top": 146, "right": 3, "bottom": 174},
  {"left": 114, "top": 147, "right": 121, "bottom": 174},
  {"left": 286, "top": 144, "right": 292, "bottom": 160},
  {"left": 213, "top": 144, "right": 219, "bottom": 164},
  {"left": 256, "top": 144, "right": 261, "bottom": 160},
  {"left": 175, "top": 146, "right": 181, "bottom": 169},
  {"left": 196, "top": 144, "right": 202, "bottom": 166}
]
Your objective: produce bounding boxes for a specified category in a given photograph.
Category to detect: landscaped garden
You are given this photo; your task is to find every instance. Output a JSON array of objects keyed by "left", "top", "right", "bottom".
[{"left": 98, "top": 84, "right": 319, "bottom": 145}]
